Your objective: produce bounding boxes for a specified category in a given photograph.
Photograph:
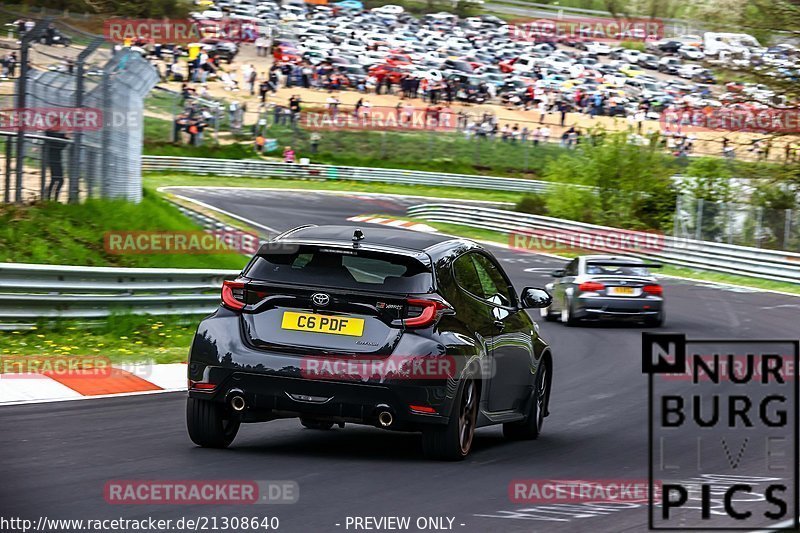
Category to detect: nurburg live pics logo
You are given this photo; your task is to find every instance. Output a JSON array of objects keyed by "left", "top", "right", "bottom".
[{"left": 642, "top": 333, "right": 799, "bottom": 530}]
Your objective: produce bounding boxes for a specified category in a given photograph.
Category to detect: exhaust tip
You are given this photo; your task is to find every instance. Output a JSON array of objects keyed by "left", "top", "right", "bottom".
[
  {"left": 229, "top": 394, "right": 246, "bottom": 412},
  {"left": 377, "top": 410, "right": 393, "bottom": 428}
]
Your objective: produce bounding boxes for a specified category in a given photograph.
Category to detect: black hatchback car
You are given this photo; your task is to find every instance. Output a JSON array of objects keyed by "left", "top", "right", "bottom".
[{"left": 187, "top": 225, "right": 554, "bottom": 460}]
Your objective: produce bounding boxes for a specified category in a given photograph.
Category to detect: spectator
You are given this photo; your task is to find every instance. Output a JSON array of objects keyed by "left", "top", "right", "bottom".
[
  {"left": 558, "top": 100, "right": 569, "bottom": 127},
  {"left": 540, "top": 125, "right": 551, "bottom": 144},
  {"left": 255, "top": 35, "right": 268, "bottom": 57},
  {"left": 259, "top": 79, "right": 269, "bottom": 103},
  {"left": 247, "top": 66, "right": 257, "bottom": 96},
  {"left": 44, "top": 129, "right": 67, "bottom": 201},
  {"left": 283, "top": 145, "right": 296, "bottom": 163},
  {"left": 310, "top": 132, "right": 321, "bottom": 154},
  {"left": 289, "top": 95, "right": 302, "bottom": 125}
]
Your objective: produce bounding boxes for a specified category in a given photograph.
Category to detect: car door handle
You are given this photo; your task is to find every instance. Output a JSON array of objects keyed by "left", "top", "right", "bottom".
[{"left": 493, "top": 320, "right": 505, "bottom": 332}]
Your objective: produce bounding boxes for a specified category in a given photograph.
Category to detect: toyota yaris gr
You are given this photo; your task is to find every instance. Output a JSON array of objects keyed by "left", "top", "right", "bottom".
[{"left": 187, "top": 225, "right": 554, "bottom": 460}]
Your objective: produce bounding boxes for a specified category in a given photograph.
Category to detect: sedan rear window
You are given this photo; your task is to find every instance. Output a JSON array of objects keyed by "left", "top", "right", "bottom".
[
  {"left": 245, "top": 245, "right": 434, "bottom": 293},
  {"left": 586, "top": 264, "right": 650, "bottom": 276}
]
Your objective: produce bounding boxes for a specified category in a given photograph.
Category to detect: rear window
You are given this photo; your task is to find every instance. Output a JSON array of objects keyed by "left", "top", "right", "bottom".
[
  {"left": 245, "top": 245, "right": 434, "bottom": 293},
  {"left": 586, "top": 263, "right": 650, "bottom": 276}
]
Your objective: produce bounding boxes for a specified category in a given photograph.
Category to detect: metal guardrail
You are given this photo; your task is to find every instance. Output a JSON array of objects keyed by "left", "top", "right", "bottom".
[
  {"left": 407, "top": 204, "right": 800, "bottom": 284},
  {"left": 141, "top": 155, "right": 553, "bottom": 194},
  {"left": 0, "top": 263, "right": 238, "bottom": 319}
]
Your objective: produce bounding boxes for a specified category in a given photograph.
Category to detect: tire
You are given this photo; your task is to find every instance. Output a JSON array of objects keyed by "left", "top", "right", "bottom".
[
  {"left": 422, "top": 378, "right": 479, "bottom": 461},
  {"left": 560, "top": 298, "right": 579, "bottom": 326},
  {"left": 645, "top": 311, "right": 665, "bottom": 327},
  {"left": 300, "top": 419, "right": 334, "bottom": 430},
  {"left": 539, "top": 306, "right": 556, "bottom": 322},
  {"left": 503, "top": 361, "right": 548, "bottom": 440},
  {"left": 186, "top": 397, "right": 240, "bottom": 448}
]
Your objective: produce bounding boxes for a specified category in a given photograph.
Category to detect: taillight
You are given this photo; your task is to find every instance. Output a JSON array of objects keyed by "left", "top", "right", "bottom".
[
  {"left": 403, "top": 299, "right": 453, "bottom": 328},
  {"left": 409, "top": 404, "right": 437, "bottom": 414},
  {"left": 189, "top": 380, "right": 216, "bottom": 391},
  {"left": 221, "top": 280, "right": 246, "bottom": 310},
  {"left": 643, "top": 284, "right": 663, "bottom": 296},
  {"left": 578, "top": 281, "right": 605, "bottom": 292}
]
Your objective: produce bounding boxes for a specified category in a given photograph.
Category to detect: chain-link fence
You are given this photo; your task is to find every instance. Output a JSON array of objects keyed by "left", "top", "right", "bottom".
[
  {"left": 1, "top": 18, "right": 158, "bottom": 204},
  {"left": 675, "top": 194, "right": 799, "bottom": 251}
]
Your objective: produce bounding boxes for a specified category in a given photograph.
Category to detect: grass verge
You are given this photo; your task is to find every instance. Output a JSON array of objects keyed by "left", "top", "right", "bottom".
[
  {"left": 0, "top": 189, "right": 247, "bottom": 268},
  {"left": 2, "top": 314, "right": 199, "bottom": 363},
  {"left": 143, "top": 116, "right": 565, "bottom": 178},
  {"left": 146, "top": 173, "right": 521, "bottom": 204}
]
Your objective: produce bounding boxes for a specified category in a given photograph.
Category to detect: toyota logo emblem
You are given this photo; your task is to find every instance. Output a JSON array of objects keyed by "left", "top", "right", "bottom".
[{"left": 311, "top": 293, "right": 330, "bottom": 307}]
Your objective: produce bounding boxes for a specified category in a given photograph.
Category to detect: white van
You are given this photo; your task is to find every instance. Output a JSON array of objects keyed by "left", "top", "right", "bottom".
[{"left": 703, "top": 32, "right": 760, "bottom": 57}]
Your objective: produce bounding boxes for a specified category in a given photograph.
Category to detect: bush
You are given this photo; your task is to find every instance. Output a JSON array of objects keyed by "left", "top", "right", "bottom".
[
  {"left": 542, "top": 132, "right": 678, "bottom": 230},
  {"left": 516, "top": 194, "right": 548, "bottom": 215},
  {"left": 545, "top": 183, "right": 599, "bottom": 223}
]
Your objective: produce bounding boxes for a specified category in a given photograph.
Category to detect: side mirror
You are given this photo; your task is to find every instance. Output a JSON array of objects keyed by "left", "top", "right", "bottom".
[
  {"left": 520, "top": 287, "right": 552, "bottom": 309},
  {"left": 551, "top": 269, "right": 566, "bottom": 278}
]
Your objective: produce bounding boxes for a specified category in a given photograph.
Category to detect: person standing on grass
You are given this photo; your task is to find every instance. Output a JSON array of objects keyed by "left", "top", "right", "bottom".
[
  {"left": 44, "top": 129, "right": 68, "bottom": 201},
  {"left": 255, "top": 134, "right": 265, "bottom": 153},
  {"left": 289, "top": 95, "right": 302, "bottom": 125},
  {"left": 283, "top": 146, "right": 296, "bottom": 163},
  {"left": 310, "top": 132, "right": 321, "bottom": 154}
]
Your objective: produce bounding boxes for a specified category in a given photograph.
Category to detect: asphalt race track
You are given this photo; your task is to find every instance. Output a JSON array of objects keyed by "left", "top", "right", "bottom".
[{"left": 2, "top": 187, "right": 798, "bottom": 533}]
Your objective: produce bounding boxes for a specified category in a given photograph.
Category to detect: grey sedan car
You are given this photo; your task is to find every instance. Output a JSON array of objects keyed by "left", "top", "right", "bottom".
[{"left": 540, "top": 255, "right": 664, "bottom": 326}]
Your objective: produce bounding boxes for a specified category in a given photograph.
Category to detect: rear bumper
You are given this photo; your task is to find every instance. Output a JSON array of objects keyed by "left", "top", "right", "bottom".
[
  {"left": 189, "top": 370, "right": 451, "bottom": 429},
  {"left": 187, "top": 310, "right": 458, "bottom": 429},
  {"left": 574, "top": 296, "right": 663, "bottom": 320}
]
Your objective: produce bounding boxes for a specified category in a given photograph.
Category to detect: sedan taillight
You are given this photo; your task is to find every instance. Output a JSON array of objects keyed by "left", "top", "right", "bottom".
[
  {"left": 643, "top": 284, "right": 663, "bottom": 296},
  {"left": 578, "top": 281, "right": 605, "bottom": 292}
]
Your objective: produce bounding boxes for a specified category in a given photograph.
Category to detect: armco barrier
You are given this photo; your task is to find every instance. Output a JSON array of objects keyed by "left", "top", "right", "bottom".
[
  {"left": 5, "top": 204, "right": 798, "bottom": 323},
  {"left": 0, "top": 263, "right": 239, "bottom": 320},
  {"left": 141, "top": 155, "right": 553, "bottom": 194},
  {"left": 407, "top": 204, "right": 800, "bottom": 284}
]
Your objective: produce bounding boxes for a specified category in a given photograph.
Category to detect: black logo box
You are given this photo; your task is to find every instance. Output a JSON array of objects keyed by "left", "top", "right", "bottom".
[{"left": 643, "top": 333, "right": 799, "bottom": 531}]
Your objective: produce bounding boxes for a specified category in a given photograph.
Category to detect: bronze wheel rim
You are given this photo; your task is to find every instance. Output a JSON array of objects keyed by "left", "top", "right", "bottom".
[{"left": 458, "top": 380, "right": 477, "bottom": 455}]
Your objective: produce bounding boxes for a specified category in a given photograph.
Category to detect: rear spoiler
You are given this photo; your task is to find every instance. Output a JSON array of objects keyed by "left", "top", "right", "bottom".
[{"left": 586, "top": 261, "right": 663, "bottom": 269}]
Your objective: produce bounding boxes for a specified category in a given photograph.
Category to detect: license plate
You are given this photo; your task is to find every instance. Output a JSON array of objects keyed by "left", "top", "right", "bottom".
[
  {"left": 281, "top": 311, "right": 364, "bottom": 336},
  {"left": 609, "top": 286, "right": 636, "bottom": 296}
]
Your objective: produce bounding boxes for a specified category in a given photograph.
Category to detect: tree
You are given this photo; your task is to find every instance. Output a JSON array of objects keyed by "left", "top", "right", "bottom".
[{"left": 543, "top": 132, "right": 678, "bottom": 230}]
